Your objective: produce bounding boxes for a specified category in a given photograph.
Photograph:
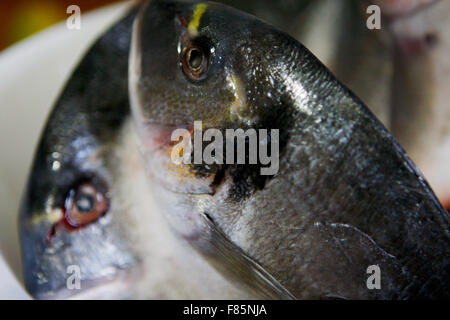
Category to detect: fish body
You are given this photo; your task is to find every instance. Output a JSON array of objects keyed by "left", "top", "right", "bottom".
[{"left": 130, "top": 0, "right": 450, "bottom": 299}]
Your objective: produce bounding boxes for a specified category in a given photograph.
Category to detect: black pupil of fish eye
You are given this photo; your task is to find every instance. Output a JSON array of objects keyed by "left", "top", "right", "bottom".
[
  {"left": 75, "top": 194, "right": 95, "bottom": 213},
  {"left": 188, "top": 48, "right": 203, "bottom": 70}
]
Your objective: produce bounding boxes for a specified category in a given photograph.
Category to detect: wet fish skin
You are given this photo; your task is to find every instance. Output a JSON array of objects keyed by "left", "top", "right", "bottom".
[
  {"left": 131, "top": 0, "right": 450, "bottom": 299},
  {"left": 19, "top": 8, "right": 139, "bottom": 299},
  {"left": 19, "top": 2, "right": 291, "bottom": 300},
  {"left": 220, "top": 0, "right": 393, "bottom": 128}
]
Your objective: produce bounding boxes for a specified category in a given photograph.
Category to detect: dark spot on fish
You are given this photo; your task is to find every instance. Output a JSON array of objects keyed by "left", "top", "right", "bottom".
[
  {"left": 227, "top": 87, "right": 297, "bottom": 201},
  {"left": 211, "top": 166, "right": 226, "bottom": 193}
]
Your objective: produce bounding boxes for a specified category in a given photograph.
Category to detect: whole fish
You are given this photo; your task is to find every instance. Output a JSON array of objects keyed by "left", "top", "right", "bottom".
[
  {"left": 19, "top": 4, "right": 292, "bottom": 299},
  {"left": 130, "top": 0, "right": 449, "bottom": 299}
]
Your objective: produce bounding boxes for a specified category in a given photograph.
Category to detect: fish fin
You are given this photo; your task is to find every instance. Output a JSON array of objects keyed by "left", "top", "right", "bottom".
[{"left": 201, "top": 212, "right": 296, "bottom": 300}]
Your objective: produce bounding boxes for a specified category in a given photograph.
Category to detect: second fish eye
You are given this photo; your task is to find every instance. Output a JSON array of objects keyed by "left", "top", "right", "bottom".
[
  {"left": 64, "top": 182, "right": 108, "bottom": 228},
  {"left": 181, "top": 44, "right": 208, "bottom": 81}
]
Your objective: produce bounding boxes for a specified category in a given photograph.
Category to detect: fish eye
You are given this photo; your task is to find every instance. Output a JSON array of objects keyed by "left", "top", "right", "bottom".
[
  {"left": 64, "top": 183, "right": 108, "bottom": 227},
  {"left": 181, "top": 43, "right": 208, "bottom": 81}
]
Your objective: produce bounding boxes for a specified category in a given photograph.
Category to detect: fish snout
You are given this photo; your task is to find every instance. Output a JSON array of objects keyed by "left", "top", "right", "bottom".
[{"left": 20, "top": 212, "right": 141, "bottom": 299}]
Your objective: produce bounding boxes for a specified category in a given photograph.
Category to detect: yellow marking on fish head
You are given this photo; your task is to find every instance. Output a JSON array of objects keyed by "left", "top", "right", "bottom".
[
  {"left": 30, "top": 208, "right": 62, "bottom": 225},
  {"left": 188, "top": 3, "right": 208, "bottom": 36}
]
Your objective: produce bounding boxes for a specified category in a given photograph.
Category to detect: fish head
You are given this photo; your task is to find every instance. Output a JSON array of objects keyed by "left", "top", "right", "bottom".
[
  {"left": 19, "top": 131, "right": 141, "bottom": 299},
  {"left": 131, "top": 0, "right": 292, "bottom": 131},
  {"left": 129, "top": 0, "right": 309, "bottom": 295},
  {"left": 130, "top": 0, "right": 450, "bottom": 300},
  {"left": 129, "top": 0, "right": 295, "bottom": 212}
]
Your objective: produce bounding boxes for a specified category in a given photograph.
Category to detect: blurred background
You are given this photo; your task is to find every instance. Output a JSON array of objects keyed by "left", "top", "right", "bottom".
[{"left": 0, "top": 0, "right": 124, "bottom": 51}]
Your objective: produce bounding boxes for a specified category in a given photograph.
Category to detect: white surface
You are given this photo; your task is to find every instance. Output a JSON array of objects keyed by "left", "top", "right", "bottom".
[{"left": 0, "top": 1, "right": 134, "bottom": 300}]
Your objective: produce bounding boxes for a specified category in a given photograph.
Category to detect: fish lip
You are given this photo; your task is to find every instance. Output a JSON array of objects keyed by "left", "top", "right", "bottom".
[
  {"left": 28, "top": 266, "right": 143, "bottom": 300},
  {"left": 137, "top": 121, "right": 193, "bottom": 151},
  {"left": 137, "top": 121, "right": 222, "bottom": 196}
]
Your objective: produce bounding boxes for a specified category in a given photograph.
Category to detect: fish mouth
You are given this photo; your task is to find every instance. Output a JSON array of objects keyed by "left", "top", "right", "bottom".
[
  {"left": 136, "top": 121, "right": 220, "bottom": 195},
  {"left": 137, "top": 121, "right": 193, "bottom": 151}
]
